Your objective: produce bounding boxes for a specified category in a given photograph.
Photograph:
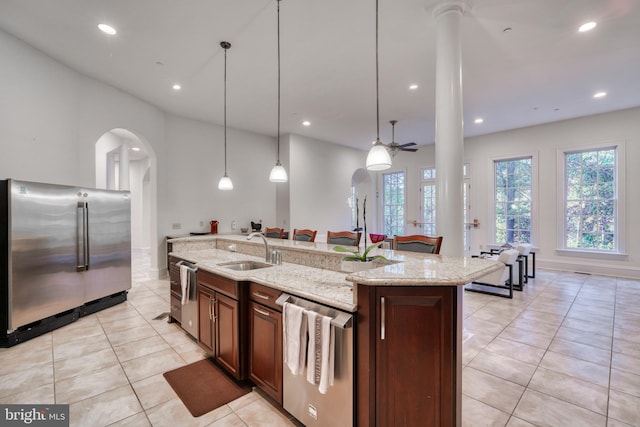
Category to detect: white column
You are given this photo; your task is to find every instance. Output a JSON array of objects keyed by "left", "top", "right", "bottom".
[
  {"left": 106, "top": 152, "right": 117, "bottom": 190},
  {"left": 432, "top": 0, "right": 468, "bottom": 257},
  {"left": 119, "top": 144, "right": 130, "bottom": 191}
]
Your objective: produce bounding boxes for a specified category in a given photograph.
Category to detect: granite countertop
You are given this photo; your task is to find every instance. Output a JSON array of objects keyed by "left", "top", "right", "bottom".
[{"left": 168, "top": 235, "right": 503, "bottom": 313}]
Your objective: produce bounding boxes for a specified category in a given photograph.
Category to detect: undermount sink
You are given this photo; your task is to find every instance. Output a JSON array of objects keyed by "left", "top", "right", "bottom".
[{"left": 218, "top": 260, "right": 274, "bottom": 271}]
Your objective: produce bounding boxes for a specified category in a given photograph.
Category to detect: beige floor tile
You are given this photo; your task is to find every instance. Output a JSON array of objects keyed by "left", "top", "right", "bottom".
[
  {"left": 539, "top": 351, "right": 610, "bottom": 388},
  {"left": 464, "top": 316, "right": 507, "bottom": 336},
  {"left": 606, "top": 419, "right": 634, "bottom": 427},
  {"left": 613, "top": 337, "right": 640, "bottom": 357},
  {"left": 498, "top": 326, "right": 554, "bottom": 349},
  {"left": 505, "top": 416, "right": 537, "bottom": 426},
  {"left": 130, "top": 373, "right": 178, "bottom": 410},
  {"left": 514, "top": 389, "right": 606, "bottom": 427},
  {"left": 234, "top": 398, "right": 296, "bottom": 427},
  {"left": 209, "top": 412, "right": 250, "bottom": 427},
  {"left": 53, "top": 333, "right": 112, "bottom": 361},
  {"left": 55, "top": 364, "right": 129, "bottom": 404},
  {"left": 610, "top": 368, "right": 640, "bottom": 398},
  {"left": 461, "top": 395, "right": 510, "bottom": 427},
  {"left": 0, "top": 342, "right": 54, "bottom": 377},
  {"left": 51, "top": 317, "right": 104, "bottom": 345},
  {"left": 608, "top": 389, "right": 640, "bottom": 426},
  {"left": 162, "top": 329, "right": 199, "bottom": 348},
  {"left": 120, "top": 348, "right": 185, "bottom": 383},
  {"left": 555, "top": 326, "right": 612, "bottom": 350},
  {"left": 548, "top": 337, "right": 611, "bottom": 367},
  {"left": 107, "top": 412, "right": 151, "bottom": 427},
  {"left": 0, "top": 383, "right": 54, "bottom": 404},
  {"left": 562, "top": 317, "right": 613, "bottom": 337},
  {"left": 99, "top": 314, "right": 150, "bottom": 334},
  {"left": 54, "top": 347, "right": 120, "bottom": 381},
  {"left": 526, "top": 300, "right": 571, "bottom": 316},
  {"left": 112, "top": 334, "right": 171, "bottom": 363},
  {"left": 96, "top": 302, "right": 142, "bottom": 323},
  {"left": 0, "top": 362, "right": 53, "bottom": 398},
  {"left": 528, "top": 367, "right": 608, "bottom": 415},
  {"left": 513, "top": 308, "right": 565, "bottom": 326},
  {"left": 483, "top": 337, "right": 546, "bottom": 366},
  {"left": 612, "top": 352, "right": 640, "bottom": 375},
  {"left": 468, "top": 351, "right": 537, "bottom": 386},
  {"left": 105, "top": 322, "right": 159, "bottom": 347},
  {"left": 69, "top": 385, "right": 142, "bottom": 427},
  {"left": 145, "top": 398, "right": 232, "bottom": 427},
  {"left": 462, "top": 367, "right": 524, "bottom": 413},
  {"left": 226, "top": 390, "right": 262, "bottom": 412}
]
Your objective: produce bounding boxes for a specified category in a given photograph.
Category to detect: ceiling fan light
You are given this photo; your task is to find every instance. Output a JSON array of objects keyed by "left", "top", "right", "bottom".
[
  {"left": 366, "top": 142, "right": 392, "bottom": 171},
  {"left": 269, "top": 162, "right": 288, "bottom": 182},
  {"left": 218, "top": 174, "right": 233, "bottom": 190}
]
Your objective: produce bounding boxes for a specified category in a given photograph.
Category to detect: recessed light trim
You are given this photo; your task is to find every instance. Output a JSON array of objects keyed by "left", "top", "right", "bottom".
[
  {"left": 578, "top": 21, "right": 597, "bottom": 32},
  {"left": 98, "top": 24, "right": 117, "bottom": 35},
  {"left": 409, "top": 84, "right": 418, "bottom": 90},
  {"left": 302, "top": 121, "right": 311, "bottom": 126},
  {"left": 593, "top": 91, "right": 607, "bottom": 98},
  {"left": 172, "top": 84, "right": 181, "bottom": 91},
  {"left": 474, "top": 118, "right": 483, "bottom": 124},
  {"left": 131, "top": 147, "right": 141, "bottom": 151}
]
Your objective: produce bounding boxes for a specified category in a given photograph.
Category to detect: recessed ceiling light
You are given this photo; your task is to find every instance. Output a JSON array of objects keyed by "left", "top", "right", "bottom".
[
  {"left": 474, "top": 118, "right": 483, "bottom": 124},
  {"left": 593, "top": 91, "right": 607, "bottom": 98},
  {"left": 172, "top": 84, "right": 181, "bottom": 91},
  {"left": 409, "top": 84, "right": 418, "bottom": 90},
  {"left": 302, "top": 121, "right": 311, "bottom": 126},
  {"left": 131, "top": 147, "right": 141, "bottom": 151},
  {"left": 98, "top": 24, "right": 117, "bottom": 35},
  {"left": 578, "top": 21, "right": 597, "bottom": 33}
]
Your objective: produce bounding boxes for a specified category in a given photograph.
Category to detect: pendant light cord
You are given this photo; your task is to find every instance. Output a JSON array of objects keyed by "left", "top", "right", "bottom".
[
  {"left": 375, "top": 0, "right": 380, "bottom": 142},
  {"left": 223, "top": 46, "right": 228, "bottom": 174},
  {"left": 276, "top": 0, "right": 281, "bottom": 163}
]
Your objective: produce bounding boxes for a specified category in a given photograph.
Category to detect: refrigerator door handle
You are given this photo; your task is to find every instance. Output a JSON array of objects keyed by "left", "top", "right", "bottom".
[{"left": 76, "top": 201, "right": 88, "bottom": 271}]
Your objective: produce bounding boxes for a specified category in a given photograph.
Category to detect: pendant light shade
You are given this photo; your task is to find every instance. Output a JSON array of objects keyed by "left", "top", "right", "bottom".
[
  {"left": 365, "top": 0, "right": 392, "bottom": 171},
  {"left": 269, "top": 0, "right": 288, "bottom": 183},
  {"left": 218, "top": 41, "right": 233, "bottom": 191}
]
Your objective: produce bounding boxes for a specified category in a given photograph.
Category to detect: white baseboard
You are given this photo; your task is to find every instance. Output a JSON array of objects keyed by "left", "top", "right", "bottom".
[{"left": 537, "top": 258, "right": 640, "bottom": 280}]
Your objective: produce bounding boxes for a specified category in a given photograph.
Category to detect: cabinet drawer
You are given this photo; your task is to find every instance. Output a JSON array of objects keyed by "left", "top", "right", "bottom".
[
  {"left": 199, "top": 269, "right": 239, "bottom": 299},
  {"left": 248, "top": 282, "right": 282, "bottom": 312},
  {"left": 170, "top": 294, "right": 182, "bottom": 322}
]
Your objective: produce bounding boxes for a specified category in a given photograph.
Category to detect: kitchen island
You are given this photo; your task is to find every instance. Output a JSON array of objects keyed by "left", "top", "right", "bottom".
[{"left": 168, "top": 234, "right": 502, "bottom": 427}]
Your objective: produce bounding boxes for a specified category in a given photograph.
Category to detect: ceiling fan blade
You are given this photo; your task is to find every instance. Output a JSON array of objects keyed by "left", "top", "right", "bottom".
[
  {"left": 399, "top": 142, "right": 417, "bottom": 147},
  {"left": 400, "top": 147, "right": 418, "bottom": 152}
]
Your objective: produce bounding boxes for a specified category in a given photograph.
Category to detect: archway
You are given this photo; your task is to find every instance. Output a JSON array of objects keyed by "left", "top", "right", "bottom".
[{"left": 95, "top": 128, "right": 160, "bottom": 278}]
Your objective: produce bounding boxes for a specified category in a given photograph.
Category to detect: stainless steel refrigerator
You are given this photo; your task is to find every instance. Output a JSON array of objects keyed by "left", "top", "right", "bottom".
[{"left": 1, "top": 179, "right": 131, "bottom": 347}]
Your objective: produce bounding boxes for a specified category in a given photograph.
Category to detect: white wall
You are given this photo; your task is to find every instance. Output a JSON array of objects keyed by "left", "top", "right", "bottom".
[
  {"left": 288, "top": 134, "right": 371, "bottom": 241},
  {"left": 164, "top": 115, "right": 277, "bottom": 237}
]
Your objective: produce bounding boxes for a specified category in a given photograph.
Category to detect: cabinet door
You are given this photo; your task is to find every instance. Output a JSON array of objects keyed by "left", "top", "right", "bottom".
[
  {"left": 248, "top": 301, "right": 283, "bottom": 404},
  {"left": 375, "top": 287, "right": 456, "bottom": 427},
  {"left": 197, "top": 286, "right": 214, "bottom": 355},
  {"left": 215, "top": 292, "right": 240, "bottom": 377}
]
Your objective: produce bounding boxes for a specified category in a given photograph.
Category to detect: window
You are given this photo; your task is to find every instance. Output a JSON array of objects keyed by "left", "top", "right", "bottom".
[
  {"left": 564, "top": 147, "right": 617, "bottom": 251},
  {"left": 421, "top": 168, "right": 436, "bottom": 236},
  {"left": 382, "top": 171, "right": 405, "bottom": 237},
  {"left": 494, "top": 157, "right": 532, "bottom": 244}
]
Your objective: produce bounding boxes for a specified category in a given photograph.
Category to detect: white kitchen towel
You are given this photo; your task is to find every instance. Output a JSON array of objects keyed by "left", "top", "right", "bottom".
[
  {"left": 179, "top": 264, "right": 190, "bottom": 305},
  {"left": 283, "top": 302, "right": 307, "bottom": 375},
  {"left": 306, "top": 311, "right": 335, "bottom": 394}
]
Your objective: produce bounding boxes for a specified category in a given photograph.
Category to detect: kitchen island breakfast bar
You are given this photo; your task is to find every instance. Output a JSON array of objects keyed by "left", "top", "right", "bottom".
[{"left": 167, "top": 234, "right": 502, "bottom": 427}]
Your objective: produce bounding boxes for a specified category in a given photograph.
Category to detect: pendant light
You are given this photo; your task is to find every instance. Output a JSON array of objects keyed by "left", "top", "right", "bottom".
[
  {"left": 269, "top": 0, "right": 288, "bottom": 182},
  {"left": 218, "top": 41, "right": 234, "bottom": 190},
  {"left": 365, "top": 0, "right": 392, "bottom": 171}
]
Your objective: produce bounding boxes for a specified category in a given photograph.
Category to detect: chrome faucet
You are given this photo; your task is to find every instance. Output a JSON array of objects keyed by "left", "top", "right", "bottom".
[{"left": 247, "top": 232, "right": 270, "bottom": 263}]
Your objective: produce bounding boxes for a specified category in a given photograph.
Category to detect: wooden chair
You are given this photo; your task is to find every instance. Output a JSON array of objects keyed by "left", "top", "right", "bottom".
[
  {"left": 393, "top": 235, "right": 443, "bottom": 254},
  {"left": 292, "top": 229, "right": 317, "bottom": 242},
  {"left": 327, "top": 231, "right": 361, "bottom": 246},
  {"left": 264, "top": 227, "right": 284, "bottom": 239}
]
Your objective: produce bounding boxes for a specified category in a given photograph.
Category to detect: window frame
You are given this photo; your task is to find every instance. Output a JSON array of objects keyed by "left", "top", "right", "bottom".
[
  {"left": 380, "top": 169, "right": 407, "bottom": 238},
  {"left": 556, "top": 140, "right": 626, "bottom": 257},
  {"left": 488, "top": 152, "right": 539, "bottom": 246}
]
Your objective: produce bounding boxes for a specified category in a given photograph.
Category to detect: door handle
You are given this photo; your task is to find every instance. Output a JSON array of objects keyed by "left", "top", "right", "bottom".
[
  {"left": 76, "top": 201, "right": 88, "bottom": 271},
  {"left": 212, "top": 297, "right": 217, "bottom": 322},
  {"left": 381, "top": 297, "right": 386, "bottom": 340}
]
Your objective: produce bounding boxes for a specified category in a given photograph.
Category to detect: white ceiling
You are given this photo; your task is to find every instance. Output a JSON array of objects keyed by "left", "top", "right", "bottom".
[{"left": 1, "top": 0, "right": 638, "bottom": 152}]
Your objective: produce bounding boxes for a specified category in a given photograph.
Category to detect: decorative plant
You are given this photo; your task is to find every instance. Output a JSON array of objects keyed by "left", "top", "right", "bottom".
[{"left": 333, "top": 195, "right": 388, "bottom": 262}]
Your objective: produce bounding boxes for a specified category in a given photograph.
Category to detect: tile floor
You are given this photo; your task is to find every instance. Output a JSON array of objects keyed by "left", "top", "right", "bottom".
[{"left": 1, "top": 252, "right": 640, "bottom": 426}]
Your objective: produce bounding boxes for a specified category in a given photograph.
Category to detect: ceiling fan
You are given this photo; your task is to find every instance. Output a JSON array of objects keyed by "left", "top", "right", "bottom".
[{"left": 387, "top": 120, "right": 418, "bottom": 157}]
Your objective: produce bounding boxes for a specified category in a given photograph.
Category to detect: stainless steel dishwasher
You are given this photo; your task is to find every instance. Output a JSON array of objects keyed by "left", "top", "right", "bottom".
[
  {"left": 277, "top": 293, "right": 353, "bottom": 426},
  {"left": 176, "top": 260, "right": 198, "bottom": 340}
]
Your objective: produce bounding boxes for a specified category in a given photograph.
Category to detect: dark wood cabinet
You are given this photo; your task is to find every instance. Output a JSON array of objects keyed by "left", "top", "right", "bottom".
[
  {"left": 357, "top": 285, "right": 461, "bottom": 427},
  {"left": 248, "top": 282, "right": 283, "bottom": 404},
  {"left": 197, "top": 270, "right": 245, "bottom": 380},
  {"left": 168, "top": 256, "right": 182, "bottom": 324}
]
